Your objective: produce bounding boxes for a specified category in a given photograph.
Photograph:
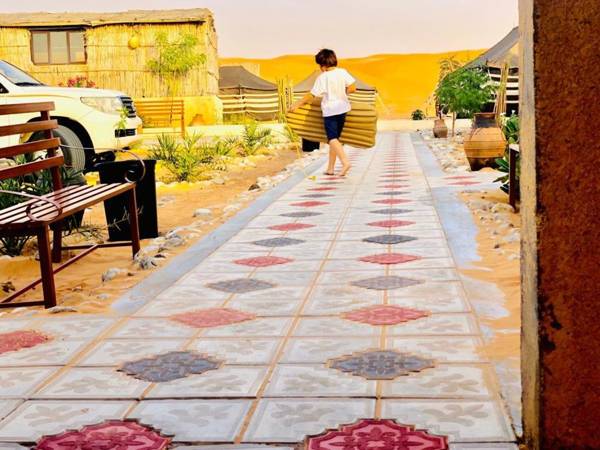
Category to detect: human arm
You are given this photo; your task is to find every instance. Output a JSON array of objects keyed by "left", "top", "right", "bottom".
[
  {"left": 288, "top": 92, "right": 315, "bottom": 113},
  {"left": 346, "top": 83, "right": 357, "bottom": 94}
]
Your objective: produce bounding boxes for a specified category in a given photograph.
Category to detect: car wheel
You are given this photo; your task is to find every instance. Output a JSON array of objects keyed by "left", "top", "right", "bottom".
[{"left": 51, "top": 125, "right": 88, "bottom": 172}]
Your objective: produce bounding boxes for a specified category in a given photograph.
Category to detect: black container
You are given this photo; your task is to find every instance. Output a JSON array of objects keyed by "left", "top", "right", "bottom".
[
  {"left": 302, "top": 138, "right": 320, "bottom": 152},
  {"left": 95, "top": 159, "right": 158, "bottom": 241}
]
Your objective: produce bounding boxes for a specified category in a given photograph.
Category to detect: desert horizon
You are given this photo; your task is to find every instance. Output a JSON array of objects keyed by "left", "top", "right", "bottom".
[{"left": 221, "top": 49, "right": 484, "bottom": 118}]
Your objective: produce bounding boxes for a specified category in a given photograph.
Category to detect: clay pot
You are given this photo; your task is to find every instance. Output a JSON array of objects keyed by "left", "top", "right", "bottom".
[
  {"left": 433, "top": 118, "right": 448, "bottom": 138},
  {"left": 463, "top": 113, "right": 507, "bottom": 170}
]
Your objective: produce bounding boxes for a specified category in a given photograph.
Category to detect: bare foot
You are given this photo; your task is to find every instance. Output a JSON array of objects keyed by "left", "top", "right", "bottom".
[{"left": 339, "top": 164, "right": 352, "bottom": 177}]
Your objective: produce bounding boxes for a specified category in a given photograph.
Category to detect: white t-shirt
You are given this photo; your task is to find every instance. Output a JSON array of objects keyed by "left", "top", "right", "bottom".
[{"left": 310, "top": 68, "right": 356, "bottom": 117}]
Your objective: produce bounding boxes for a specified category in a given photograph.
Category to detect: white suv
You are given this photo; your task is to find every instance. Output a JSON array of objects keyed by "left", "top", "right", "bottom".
[{"left": 0, "top": 60, "right": 142, "bottom": 170}]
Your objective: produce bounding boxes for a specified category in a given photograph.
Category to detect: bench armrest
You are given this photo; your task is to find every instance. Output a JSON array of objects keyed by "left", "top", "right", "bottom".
[{"left": 0, "top": 190, "right": 63, "bottom": 222}]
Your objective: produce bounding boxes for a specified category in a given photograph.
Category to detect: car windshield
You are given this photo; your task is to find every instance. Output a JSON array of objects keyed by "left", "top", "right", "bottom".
[{"left": 0, "top": 60, "right": 44, "bottom": 86}]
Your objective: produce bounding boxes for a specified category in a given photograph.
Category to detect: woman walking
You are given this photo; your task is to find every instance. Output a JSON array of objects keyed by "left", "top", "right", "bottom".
[{"left": 290, "top": 49, "right": 357, "bottom": 176}]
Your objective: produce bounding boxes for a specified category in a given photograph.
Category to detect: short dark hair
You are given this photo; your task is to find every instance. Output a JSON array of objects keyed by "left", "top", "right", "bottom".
[{"left": 315, "top": 49, "right": 337, "bottom": 68}]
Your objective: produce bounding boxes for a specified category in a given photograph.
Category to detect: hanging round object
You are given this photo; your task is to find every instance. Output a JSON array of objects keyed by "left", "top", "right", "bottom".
[{"left": 128, "top": 35, "right": 140, "bottom": 50}]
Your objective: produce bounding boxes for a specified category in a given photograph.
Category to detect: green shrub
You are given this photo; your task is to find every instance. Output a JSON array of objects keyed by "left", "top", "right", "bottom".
[
  {"left": 149, "top": 133, "right": 206, "bottom": 182},
  {"left": 411, "top": 109, "right": 426, "bottom": 120},
  {"left": 240, "top": 121, "right": 273, "bottom": 156},
  {"left": 494, "top": 115, "right": 520, "bottom": 194}
]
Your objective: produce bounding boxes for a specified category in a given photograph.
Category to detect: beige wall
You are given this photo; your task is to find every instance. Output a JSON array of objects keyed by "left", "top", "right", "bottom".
[{"left": 0, "top": 20, "right": 219, "bottom": 98}]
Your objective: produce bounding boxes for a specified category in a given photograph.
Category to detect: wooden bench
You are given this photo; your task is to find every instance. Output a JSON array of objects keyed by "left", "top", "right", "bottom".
[
  {"left": 0, "top": 102, "right": 141, "bottom": 309},
  {"left": 135, "top": 99, "right": 186, "bottom": 137}
]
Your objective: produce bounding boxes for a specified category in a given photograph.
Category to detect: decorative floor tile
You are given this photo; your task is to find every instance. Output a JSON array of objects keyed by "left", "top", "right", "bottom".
[
  {"left": 376, "top": 191, "right": 409, "bottom": 196},
  {"left": 0, "top": 340, "right": 89, "bottom": 367},
  {"left": 381, "top": 184, "right": 409, "bottom": 189},
  {"left": 367, "top": 219, "right": 416, "bottom": 228},
  {"left": 0, "top": 400, "right": 132, "bottom": 441},
  {"left": 370, "top": 208, "right": 413, "bottom": 215},
  {"left": 373, "top": 199, "right": 411, "bottom": 205},
  {"left": 147, "top": 366, "right": 267, "bottom": 398},
  {"left": 171, "top": 308, "right": 255, "bottom": 328},
  {"left": 234, "top": 256, "right": 293, "bottom": 267},
  {"left": 266, "top": 365, "right": 375, "bottom": 397},
  {"left": 110, "top": 319, "right": 197, "bottom": 339},
  {"left": 305, "top": 418, "right": 448, "bottom": 450},
  {"left": 449, "top": 182, "right": 480, "bottom": 186},
  {"left": 268, "top": 223, "right": 315, "bottom": 231},
  {"left": 78, "top": 339, "right": 186, "bottom": 367},
  {"left": 301, "top": 194, "right": 333, "bottom": 199},
  {"left": 190, "top": 338, "right": 280, "bottom": 364},
  {"left": 119, "top": 351, "right": 222, "bottom": 382},
  {"left": 202, "top": 318, "right": 293, "bottom": 337},
  {"left": 128, "top": 400, "right": 252, "bottom": 441},
  {"left": 359, "top": 253, "right": 421, "bottom": 265},
  {"left": 0, "top": 331, "right": 50, "bottom": 355},
  {"left": 31, "top": 318, "right": 113, "bottom": 340},
  {"left": 294, "top": 318, "right": 379, "bottom": 337},
  {"left": 290, "top": 201, "right": 329, "bottom": 207},
  {"left": 382, "top": 365, "right": 494, "bottom": 399},
  {"left": 281, "top": 338, "right": 380, "bottom": 363},
  {"left": 329, "top": 350, "right": 435, "bottom": 380},
  {"left": 227, "top": 297, "right": 303, "bottom": 316},
  {"left": 381, "top": 400, "right": 515, "bottom": 442},
  {"left": 280, "top": 211, "right": 323, "bottom": 218},
  {"left": 252, "top": 238, "right": 305, "bottom": 248},
  {"left": 351, "top": 276, "right": 423, "bottom": 291},
  {"left": 308, "top": 187, "right": 336, "bottom": 192},
  {"left": 387, "top": 337, "right": 483, "bottom": 362},
  {"left": 0, "top": 368, "right": 56, "bottom": 398},
  {"left": 206, "top": 278, "right": 275, "bottom": 293},
  {"left": 387, "top": 314, "right": 478, "bottom": 336},
  {"left": 362, "top": 235, "right": 418, "bottom": 245},
  {"left": 35, "top": 368, "right": 150, "bottom": 399},
  {"left": 342, "top": 305, "right": 429, "bottom": 326},
  {"left": 244, "top": 398, "right": 375, "bottom": 442},
  {"left": 35, "top": 420, "right": 170, "bottom": 450}
]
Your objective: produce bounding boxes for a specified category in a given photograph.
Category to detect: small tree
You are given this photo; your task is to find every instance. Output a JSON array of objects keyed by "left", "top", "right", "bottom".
[
  {"left": 147, "top": 32, "right": 206, "bottom": 98},
  {"left": 435, "top": 67, "right": 497, "bottom": 135}
]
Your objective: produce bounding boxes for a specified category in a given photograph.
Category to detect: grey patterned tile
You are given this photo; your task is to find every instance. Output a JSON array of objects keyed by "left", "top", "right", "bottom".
[
  {"left": 329, "top": 350, "right": 435, "bottom": 380},
  {"left": 351, "top": 275, "right": 423, "bottom": 290},
  {"left": 119, "top": 351, "right": 222, "bottom": 382},
  {"left": 252, "top": 238, "right": 305, "bottom": 248},
  {"left": 206, "top": 278, "right": 275, "bottom": 294},
  {"left": 370, "top": 208, "right": 413, "bottom": 215},
  {"left": 279, "top": 211, "right": 323, "bottom": 218},
  {"left": 363, "top": 235, "right": 418, "bottom": 245}
]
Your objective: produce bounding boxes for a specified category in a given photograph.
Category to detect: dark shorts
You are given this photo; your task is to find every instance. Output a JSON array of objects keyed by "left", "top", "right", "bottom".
[{"left": 323, "top": 113, "right": 347, "bottom": 141}]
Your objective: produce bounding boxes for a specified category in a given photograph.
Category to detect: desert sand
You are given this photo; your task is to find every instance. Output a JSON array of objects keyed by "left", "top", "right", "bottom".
[{"left": 221, "top": 50, "right": 483, "bottom": 119}]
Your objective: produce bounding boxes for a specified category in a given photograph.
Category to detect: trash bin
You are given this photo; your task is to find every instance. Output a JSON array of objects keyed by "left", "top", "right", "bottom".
[
  {"left": 95, "top": 159, "right": 158, "bottom": 241},
  {"left": 302, "top": 138, "right": 320, "bottom": 152}
]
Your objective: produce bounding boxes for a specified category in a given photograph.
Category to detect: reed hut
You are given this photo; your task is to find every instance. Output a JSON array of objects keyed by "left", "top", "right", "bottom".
[
  {"left": 467, "top": 27, "right": 520, "bottom": 116},
  {"left": 219, "top": 65, "right": 279, "bottom": 121},
  {"left": 294, "top": 70, "right": 377, "bottom": 105},
  {"left": 0, "top": 9, "right": 222, "bottom": 123}
]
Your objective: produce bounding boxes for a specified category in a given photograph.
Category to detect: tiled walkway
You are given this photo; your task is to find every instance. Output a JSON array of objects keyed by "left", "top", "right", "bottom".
[{"left": 0, "top": 133, "right": 517, "bottom": 449}]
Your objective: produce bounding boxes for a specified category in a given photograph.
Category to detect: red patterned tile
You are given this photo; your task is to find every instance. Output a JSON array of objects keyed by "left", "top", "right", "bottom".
[
  {"left": 449, "top": 181, "right": 480, "bottom": 186},
  {"left": 306, "top": 418, "right": 448, "bottom": 450},
  {"left": 446, "top": 175, "right": 473, "bottom": 180},
  {"left": 268, "top": 223, "right": 315, "bottom": 231},
  {"left": 373, "top": 199, "right": 410, "bottom": 205},
  {"left": 291, "top": 201, "right": 329, "bottom": 207},
  {"left": 36, "top": 420, "right": 170, "bottom": 450},
  {"left": 367, "top": 220, "right": 416, "bottom": 228},
  {"left": 342, "top": 305, "right": 429, "bottom": 325},
  {"left": 171, "top": 308, "right": 255, "bottom": 328},
  {"left": 381, "top": 184, "right": 408, "bottom": 189},
  {"left": 309, "top": 187, "right": 336, "bottom": 191},
  {"left": 0, "top": 330, "right": 50, "bottom": 355},
  {"left": 359, "top": 253, "right": 421, "bottom": 265},
  {"left": 234, "top": 256, "right": 293, "bottom": 267}
]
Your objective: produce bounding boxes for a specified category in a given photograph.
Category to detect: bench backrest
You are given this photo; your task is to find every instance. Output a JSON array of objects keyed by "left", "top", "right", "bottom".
[{"left": 0, "top": 102, "right": 63, "bottom": 191}]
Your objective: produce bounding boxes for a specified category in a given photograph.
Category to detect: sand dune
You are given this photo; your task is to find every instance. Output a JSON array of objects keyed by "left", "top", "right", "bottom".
[{"left": 221, "top": 50, "right": 483, "bottom": 119}]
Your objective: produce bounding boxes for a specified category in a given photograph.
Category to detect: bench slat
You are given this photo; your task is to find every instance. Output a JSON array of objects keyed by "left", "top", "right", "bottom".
[
  {"left": 0, "top": 102, "right": 55, "bottom": 116},
  {"left": 0, "top": 156, "right": 64, "bottom": 181},
  {"left": 0, "top": 138, "right": 61, "bottom": 159},
  {"left": 0, "top": 185, "right": 85, "bottom": 221},
  {"left": 0, "top": 120, "right": 58, "bottom": 138}
]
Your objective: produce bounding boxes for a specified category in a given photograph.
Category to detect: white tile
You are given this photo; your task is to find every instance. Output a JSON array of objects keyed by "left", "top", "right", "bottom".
[{"left": 190, "top": 338, "right": 281, "bottom": 364}]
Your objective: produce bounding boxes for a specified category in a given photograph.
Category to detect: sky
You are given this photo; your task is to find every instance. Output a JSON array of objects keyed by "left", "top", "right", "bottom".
[{"left": 2, "top": 0, "right": 519, "bottom": 58}]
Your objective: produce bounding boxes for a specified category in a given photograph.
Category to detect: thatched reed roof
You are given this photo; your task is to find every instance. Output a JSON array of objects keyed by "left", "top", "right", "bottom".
[{"left": 0, "top": 9, "right": 212, "bottom": 28}]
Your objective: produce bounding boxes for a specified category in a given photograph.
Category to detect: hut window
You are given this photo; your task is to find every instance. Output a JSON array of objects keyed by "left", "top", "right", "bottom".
[{"left": 31, "top": 30, "right": 86, "bottom": 65}]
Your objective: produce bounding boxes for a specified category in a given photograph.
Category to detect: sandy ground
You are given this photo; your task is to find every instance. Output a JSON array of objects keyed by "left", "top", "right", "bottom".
[{"left": 0, "top": 146, "right": 302, "bottom": 317}]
